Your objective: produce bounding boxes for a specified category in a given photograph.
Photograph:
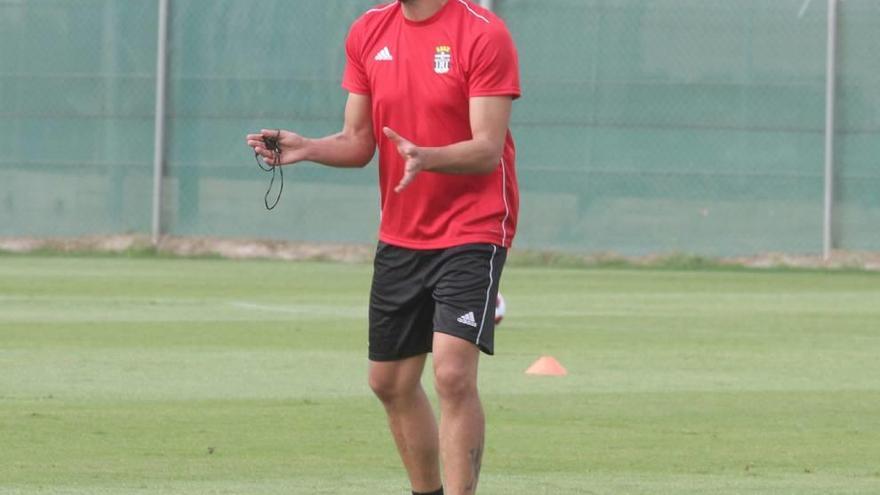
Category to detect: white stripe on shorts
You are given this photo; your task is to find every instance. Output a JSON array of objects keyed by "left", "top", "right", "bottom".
[{"left": 475, "top": 244, "right": 498, "bottom": 346}]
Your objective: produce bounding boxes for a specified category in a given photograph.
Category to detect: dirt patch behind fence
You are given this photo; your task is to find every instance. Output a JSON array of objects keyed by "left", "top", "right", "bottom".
[{"left": 1, "top": 235, "right": 879, "bottom": 271}]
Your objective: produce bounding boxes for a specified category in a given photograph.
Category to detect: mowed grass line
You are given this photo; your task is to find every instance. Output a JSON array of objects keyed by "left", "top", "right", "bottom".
[{"left": 1, "top": 256, "right": 879, "bottom": 494}]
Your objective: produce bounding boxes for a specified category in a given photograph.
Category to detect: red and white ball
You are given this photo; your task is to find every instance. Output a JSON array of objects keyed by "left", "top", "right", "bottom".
[{"left": 494, "top": 293, "right": 506, "bottom": 325}]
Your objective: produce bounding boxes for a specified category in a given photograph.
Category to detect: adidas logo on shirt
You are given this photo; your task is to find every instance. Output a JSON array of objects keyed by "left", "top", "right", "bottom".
[
  {"left": 457, "top": 311, "right": 478, "bottom": 328},
  {"left": 374, "top": 46, "right": 393, "bottom": 61}
]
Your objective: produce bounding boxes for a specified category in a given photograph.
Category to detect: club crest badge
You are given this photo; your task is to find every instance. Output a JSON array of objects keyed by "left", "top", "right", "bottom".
[{"left": 434, "top": 45, "right": 452, "bottom": 74}]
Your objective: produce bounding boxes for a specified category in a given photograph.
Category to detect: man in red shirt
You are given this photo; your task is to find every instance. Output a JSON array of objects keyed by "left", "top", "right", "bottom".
[{"left": 246, "top": 1, "right": 519, "bottom": 493}]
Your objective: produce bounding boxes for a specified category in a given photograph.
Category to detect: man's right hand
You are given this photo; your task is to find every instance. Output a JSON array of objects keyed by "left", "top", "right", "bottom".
[
  {"left": 246, "top": 129, "right": 310, "bottom": 166},
  {"left": 244, "top": 93, "right": 375, "bottom": 169}
]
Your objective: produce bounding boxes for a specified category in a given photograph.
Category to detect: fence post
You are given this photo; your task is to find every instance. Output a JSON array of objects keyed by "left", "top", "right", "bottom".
[
  {"left": 822, "top": 0, "right": 839, "bottom": 260},
  {"left": 151, "top": 0, "right": 170, "bottom": 246}
]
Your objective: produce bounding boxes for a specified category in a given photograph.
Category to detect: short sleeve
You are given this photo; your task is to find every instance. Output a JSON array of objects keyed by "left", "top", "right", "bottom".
[
  {"left": 468, "top": 25, "right": 521, "bottom": 100},
  {"left": 342, "top": 22, "right": 370, "bottom": 95}
]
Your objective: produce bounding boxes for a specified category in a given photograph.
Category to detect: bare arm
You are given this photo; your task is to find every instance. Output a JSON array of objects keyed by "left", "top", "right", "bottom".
[
  {"left": 383, "top": 96, "right": 512, "bottom": 192},
  {"left": 246, "top": 92, "right": 375, "bottom": 168}
]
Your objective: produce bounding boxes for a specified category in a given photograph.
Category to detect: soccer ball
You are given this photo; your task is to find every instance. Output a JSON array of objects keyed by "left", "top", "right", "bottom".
[{"left": 494, "top": 293, "right": 506, "bottom": 325}]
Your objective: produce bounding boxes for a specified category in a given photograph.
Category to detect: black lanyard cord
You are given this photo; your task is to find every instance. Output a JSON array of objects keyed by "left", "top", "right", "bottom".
[{"left": 255, "top": 129, "right": 283, "bottom": 210}]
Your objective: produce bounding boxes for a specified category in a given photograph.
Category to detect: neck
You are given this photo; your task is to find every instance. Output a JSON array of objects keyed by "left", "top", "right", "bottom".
[{"left": 399, "top": 0, "right": 448, "bottom": 22}]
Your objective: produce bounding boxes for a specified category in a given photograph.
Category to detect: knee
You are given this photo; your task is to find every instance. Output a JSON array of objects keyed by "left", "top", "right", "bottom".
[
  {"left": 434, "top": 365, "right": 476, "bottom": 403},
  {"left": 369, "top": 369, "right": 410, "bottom": 404}
]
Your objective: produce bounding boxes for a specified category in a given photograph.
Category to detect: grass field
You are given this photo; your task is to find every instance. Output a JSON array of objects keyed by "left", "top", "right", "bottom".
[{"left": 1, "top": 255, "right": 879, "bottom": 494}]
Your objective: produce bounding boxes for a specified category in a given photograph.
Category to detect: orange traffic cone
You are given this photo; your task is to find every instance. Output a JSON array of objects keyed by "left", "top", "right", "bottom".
[{"left": 525, "top": 356, "right": 568, "bottom": 376}]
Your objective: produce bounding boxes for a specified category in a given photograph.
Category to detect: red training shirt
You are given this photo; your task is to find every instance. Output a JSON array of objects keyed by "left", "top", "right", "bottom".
[{"left": 342, "top": 0, "right": 521, "bottom": 249}]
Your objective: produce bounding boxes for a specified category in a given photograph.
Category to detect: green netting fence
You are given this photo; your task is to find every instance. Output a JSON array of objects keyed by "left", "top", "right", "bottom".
[{"left": 1, "top": 0, "right": 878, "bottom": 256}]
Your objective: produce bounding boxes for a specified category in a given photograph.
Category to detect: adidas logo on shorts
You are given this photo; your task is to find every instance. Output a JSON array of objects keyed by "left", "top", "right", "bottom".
[{"left": 457, "top": 311, "right": 478, "bottom": 328}]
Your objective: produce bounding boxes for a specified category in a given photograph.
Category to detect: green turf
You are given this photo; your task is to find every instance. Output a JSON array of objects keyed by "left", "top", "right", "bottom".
[{"left": 1, "top": 256, "right": 879, "bottom": 494}]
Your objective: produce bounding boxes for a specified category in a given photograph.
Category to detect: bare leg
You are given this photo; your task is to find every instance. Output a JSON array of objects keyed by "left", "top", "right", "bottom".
[
  {"left": 369, "top": 354, "right": 442, "bottom": 493},
  {"left": 433, "top": 333, "right": 484, "bottom": 495}
]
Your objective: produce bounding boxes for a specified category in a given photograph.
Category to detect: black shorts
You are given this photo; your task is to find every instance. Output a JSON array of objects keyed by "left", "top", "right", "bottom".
[{"left": 369, "top": 242, "right": 507, "bottom": 361}]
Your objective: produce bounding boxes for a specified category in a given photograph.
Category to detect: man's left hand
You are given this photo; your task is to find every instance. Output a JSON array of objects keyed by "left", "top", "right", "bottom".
[{"left": 383, "top": 127, "right": 430, "bottom": 193}]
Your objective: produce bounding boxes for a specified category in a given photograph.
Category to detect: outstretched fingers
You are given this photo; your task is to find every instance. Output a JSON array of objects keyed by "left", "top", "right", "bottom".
[
  {"left": 384, "top": 127, "right": 426, "bottom": 193},
  {"left": 382, "top": 126, "right": 401, "bottom": 143},
  {"left": 383, "top": 126, "right": 414, "bottom": 153},
  {"left": 394, "top": 167, "right": 418, "bottom": 193}
]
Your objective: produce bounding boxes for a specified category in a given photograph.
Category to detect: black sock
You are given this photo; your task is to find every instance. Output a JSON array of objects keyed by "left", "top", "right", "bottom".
[{"left": 413, "top": 488, "right": 443, "bottom": 495}]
